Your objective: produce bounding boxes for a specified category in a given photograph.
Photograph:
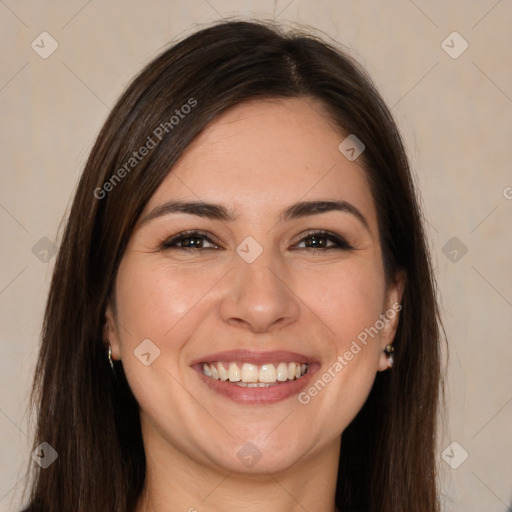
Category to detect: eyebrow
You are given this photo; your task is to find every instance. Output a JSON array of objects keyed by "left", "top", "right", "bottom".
[{"left": 139, "top": 199, "right": 370, "bottom": 231}]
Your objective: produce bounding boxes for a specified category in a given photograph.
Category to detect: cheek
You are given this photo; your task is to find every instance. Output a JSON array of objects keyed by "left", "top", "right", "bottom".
[
  {"left": 295, "top": 261, "right": 386, "bottom": 421},
  {"left": 114, "top": 257, "right": 215, "bottom": 345},
  {"left": 301, "top": 259, "right": 387, "bottom": 349},
  {"left": 112, "top": 259, "right": 222, "bottom": 445}
]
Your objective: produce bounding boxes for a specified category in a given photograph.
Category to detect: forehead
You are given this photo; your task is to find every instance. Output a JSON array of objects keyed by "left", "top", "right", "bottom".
[{"left": 143, "top": 97, "right": 376, "bottom": 228}]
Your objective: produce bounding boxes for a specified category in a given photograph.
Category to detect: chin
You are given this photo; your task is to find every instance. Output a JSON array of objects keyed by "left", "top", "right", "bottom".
[{"left": 201, "top": 431, "right": 313, "bottom": 475}]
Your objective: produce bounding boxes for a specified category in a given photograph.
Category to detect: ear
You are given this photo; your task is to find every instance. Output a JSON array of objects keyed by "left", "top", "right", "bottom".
[
  {"left": 377, "top": 270, "right": 406, "bottom": 372},
  {"left": 103, "top": 303, "right": 122, "bottom": 361}
]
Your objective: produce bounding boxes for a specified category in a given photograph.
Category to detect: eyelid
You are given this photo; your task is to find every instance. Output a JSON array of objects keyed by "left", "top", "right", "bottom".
[
  {"left": 291, "top": 229, "right": 354, "bottom": 250},
  {"left": 160, "top": 229, "right": 354, "bottom": 251},
  {"left": 160, "top": 230, "right": 221, "bottom": 250}
]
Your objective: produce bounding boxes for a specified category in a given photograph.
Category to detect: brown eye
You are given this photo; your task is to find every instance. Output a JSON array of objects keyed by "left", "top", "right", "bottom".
[
  {"left": 161, "top": 231, "right": 219, "bottom": 250},
  {"left": 294, "top": 231, "right": 353, "bottom": 251}
]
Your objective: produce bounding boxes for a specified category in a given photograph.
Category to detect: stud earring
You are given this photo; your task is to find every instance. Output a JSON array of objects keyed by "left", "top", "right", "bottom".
[
  {"left": 105, "top": 341, "right": 114, "bottom": 371},
  {"left": 384, "top": 344, "right": 394, "bottom": 368}
]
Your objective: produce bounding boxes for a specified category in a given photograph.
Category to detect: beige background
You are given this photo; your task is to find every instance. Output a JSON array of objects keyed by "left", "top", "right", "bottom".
[{"left": 1, "top": 1, "right": 511, "bottom": 510}]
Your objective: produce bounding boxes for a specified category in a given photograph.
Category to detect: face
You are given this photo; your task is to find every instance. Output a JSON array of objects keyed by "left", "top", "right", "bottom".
[{"left": 105, "top": 97, "right": 404, "bottom": 475}]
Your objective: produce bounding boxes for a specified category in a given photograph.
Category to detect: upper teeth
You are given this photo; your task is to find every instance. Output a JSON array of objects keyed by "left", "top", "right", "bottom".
[{"left": 203, "top": 362, "right": 308, "bottom": 384}]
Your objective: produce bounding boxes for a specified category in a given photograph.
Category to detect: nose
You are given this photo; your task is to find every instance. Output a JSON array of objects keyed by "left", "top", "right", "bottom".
[{"left": 218, "top": 246, "right": 300, "bottom": 334}]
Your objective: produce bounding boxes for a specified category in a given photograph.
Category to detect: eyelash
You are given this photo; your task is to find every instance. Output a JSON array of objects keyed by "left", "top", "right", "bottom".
[{"left": 160, "top": 229, "right": 354, "bottom": 252}]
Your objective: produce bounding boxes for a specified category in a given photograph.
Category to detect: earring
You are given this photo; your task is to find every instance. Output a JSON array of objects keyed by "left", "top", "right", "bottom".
[
  {"left": 105, "top": 341, "right": 114, "bottom": 371},
  {"left": 384, "top": 344, "right": 394, "bottom": 368}
]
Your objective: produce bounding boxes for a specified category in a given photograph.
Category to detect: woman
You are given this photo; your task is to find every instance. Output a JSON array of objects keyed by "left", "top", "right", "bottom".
[{"left": 22, "top": 20, "right": 442, "bottom": 512}]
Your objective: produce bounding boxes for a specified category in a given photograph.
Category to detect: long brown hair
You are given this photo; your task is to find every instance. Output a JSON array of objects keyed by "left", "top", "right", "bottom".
[{"left": 22, "top": 19, "right": 442, "bottom": 512}]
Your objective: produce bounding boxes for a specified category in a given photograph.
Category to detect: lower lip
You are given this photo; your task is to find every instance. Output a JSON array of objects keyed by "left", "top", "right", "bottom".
[{"left": 193, "top": 365, "right": 318, "bottom": 404}]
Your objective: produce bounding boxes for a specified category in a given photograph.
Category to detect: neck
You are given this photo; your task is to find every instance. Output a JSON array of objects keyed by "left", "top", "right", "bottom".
[{"left": 136, "top": 420, "right": 340, "bottom": 512}]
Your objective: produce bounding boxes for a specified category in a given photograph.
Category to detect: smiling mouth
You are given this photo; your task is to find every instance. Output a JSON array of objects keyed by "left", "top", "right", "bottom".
[{"left": 202, "top": 361, "right": 309, "bottom": 387}]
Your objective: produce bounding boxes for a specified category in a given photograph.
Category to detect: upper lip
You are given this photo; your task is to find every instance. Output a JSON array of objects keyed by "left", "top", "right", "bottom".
[{"left": 190, "top": 349, "right": 317, "bottom": 366}]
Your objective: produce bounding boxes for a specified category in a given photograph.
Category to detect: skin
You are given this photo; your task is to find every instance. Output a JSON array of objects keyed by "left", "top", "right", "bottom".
[{"left": 105, "top": 97, "right": 404, "bottom": 512}]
